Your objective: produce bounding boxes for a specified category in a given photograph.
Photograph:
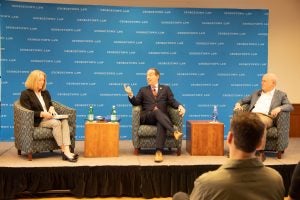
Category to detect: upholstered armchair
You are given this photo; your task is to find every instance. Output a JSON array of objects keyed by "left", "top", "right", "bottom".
[
  {"left": 233, "top": 104, "right": 290, "bottom": 159},
  {"left": 132, "top": 106, "right": 183, "bottom": 155},
  {"left": 14, "top": 100, "right": 76, "bottom": 161}
]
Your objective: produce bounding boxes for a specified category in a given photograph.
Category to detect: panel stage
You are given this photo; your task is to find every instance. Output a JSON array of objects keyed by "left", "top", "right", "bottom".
[{"left": 0, "top": 139, "right": 299, "bottom": 199}]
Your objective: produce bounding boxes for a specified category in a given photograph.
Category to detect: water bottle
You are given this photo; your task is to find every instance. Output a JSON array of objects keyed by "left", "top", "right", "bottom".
[
  {"left": 111, "top": 105, "right": 117, "bottom": 122},
  {"left": 87, "top": 105, "right": 94, "bottom": 121},
  {"left": 212, "top": 105, "right": 218, "bottom": 122}
]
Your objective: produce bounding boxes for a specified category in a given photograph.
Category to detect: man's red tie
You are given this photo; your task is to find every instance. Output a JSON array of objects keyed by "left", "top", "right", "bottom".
[
  {"left": 152, "top": 87, "right": 157, "bottom": 97},
  {"left": 152, "top": 87, "right": 158, "bottom": 110}
]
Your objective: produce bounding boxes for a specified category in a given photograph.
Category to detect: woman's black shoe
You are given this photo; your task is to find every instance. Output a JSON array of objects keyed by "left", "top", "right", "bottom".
[
  {"left": 73, "top": 153, "right": 79, "bottom": 159},
  {"left": 62, "top": 152, "right": 77, "bottom": 162}
]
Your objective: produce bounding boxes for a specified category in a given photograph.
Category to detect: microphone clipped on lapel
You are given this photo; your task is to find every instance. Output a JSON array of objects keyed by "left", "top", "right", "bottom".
[
  {"left": 258, "top": 90, "right": 262, "bottom": 96},
  {"left": 158, "top": 86, "right": 162, "bottom": 94}
]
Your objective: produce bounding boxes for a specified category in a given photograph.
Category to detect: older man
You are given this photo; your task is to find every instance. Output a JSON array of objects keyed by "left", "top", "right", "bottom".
[
  {"left": 124, "top": 68, "right": 185, "bottom": 162},
  {"left": 234, "top": 73, "right": 293, "bottom": 161}
]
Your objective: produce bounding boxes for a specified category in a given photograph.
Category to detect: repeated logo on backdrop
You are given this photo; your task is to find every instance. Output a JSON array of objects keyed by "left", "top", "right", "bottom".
[{"left": 0, "top": 1, "right": 268, "bottom": 141}]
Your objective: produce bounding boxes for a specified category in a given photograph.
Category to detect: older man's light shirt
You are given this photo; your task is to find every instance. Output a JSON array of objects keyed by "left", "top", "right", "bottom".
[{"left": 252, "top": 89, "right": 275, "bottom": 115}]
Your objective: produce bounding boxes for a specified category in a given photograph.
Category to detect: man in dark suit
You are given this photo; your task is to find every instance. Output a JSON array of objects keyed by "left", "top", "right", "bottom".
[
  {"left": 124, "top": 68, "right": 185, "bottom": 162},
  {"left": 234, "top": 73, "right": 293, "bottom": 161}
]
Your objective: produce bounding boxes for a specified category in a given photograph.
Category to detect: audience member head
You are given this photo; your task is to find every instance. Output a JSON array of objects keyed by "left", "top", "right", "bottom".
[
  {"left": 25, "top": 70, "right": 47, "bottom": 92},
  {"left": 147, "top": 68, "right": 160, "bottom": 86},
  {"left": 261, "top": 73, "right": 277, "bottom": 93},
  {"left": 288, "top": 161, "right": 300, "bottom": 200},
  {"left": 228, "top": 112, "right": 265, "bottom": 155}
]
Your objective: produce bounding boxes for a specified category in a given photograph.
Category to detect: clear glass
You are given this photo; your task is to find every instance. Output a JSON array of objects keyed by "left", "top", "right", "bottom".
[{"left": 212, "top": 105, "right": 218, "bottom": 122}]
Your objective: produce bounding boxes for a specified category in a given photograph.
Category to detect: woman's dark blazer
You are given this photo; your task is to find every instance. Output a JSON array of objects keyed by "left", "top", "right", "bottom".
[{"left": 20, "top": 89, "right": 53, "bottom": 127}]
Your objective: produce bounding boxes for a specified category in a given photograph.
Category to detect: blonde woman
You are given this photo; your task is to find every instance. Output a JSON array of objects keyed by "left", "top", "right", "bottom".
[{"left": 20, "top": 70, "right": 78, "bottom": 162}]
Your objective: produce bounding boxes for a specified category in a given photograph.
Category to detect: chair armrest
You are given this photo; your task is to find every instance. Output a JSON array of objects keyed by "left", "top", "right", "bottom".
[
  {"left": 168, "top": 106, "right": 183, "bottom": 132},
  {"left": 233, "top": 104, "right": 249, "bottom": 115},
  {"left": 14, "top": 101, "right": 35, "bottom": 151},
  {"left": 132, "top": 106, "right": 141, "bottom": 147},
  {"left": 274, "top": 111, "right": 290, "bottom": 151},
  {"left": 241, "top": 104, "right": 250, "bottom": 111},
  {"left": 52, "top": 100, "right": 76, "bottom": 116}
]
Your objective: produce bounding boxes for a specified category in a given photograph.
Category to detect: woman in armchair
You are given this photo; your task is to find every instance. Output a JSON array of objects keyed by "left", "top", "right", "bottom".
[{"left": 20, "top": 69, "right": 78, "bottom": 162}]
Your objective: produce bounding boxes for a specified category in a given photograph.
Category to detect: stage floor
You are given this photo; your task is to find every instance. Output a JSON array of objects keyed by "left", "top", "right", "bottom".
[
  {"left": 0, "top": 138, "right": 299, "bottom": 167},
  {"left": 0, "top": 138, "right": 299, "bottom": 199}
]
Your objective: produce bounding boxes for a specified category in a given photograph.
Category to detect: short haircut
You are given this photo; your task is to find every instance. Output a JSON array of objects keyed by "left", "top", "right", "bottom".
[
  {"left": 24, "top": 70, "right": 47, "bottom": 91},
  {"left": 148, "top": 67, "right": 160, "bottom": 78},
  {"left": 230, "top": 112, "right": 265, "bottom": 153},
  {"left": 264, "top": 73, "right": 278, "bottom": 85}
]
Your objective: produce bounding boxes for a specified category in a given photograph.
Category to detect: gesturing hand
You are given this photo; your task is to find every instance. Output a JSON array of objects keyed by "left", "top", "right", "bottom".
[
  {"left": 123, "top": 84, "right": 133, "bottom": 97},
  {"left": 48, "top": 106, "right": 57, "bottom": 116},
  {"left": 234, "top": 103, "right": 243, "bottom": 111},
  {"left": 41, "top": 111, "right": 53, "bottom": 119},
  {"left": 270, "top": 107, "right": 281, "bottom": 118}
]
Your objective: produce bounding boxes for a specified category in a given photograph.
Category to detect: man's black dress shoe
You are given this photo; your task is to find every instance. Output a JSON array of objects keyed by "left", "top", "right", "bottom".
[
  {"left": 73, "top": 153, "right": 79, "bottom": 159},
  {"left": 62, "top": 152, "right": 78, "bottom": 162}
]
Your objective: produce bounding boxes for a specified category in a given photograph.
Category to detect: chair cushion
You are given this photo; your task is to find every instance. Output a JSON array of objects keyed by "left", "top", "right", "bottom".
[
  {"left": 33, "top": 127, "right": 54, "bottom": 140},
  {"left": 138, "top": 125, "right": 178, "bottom": 137}
]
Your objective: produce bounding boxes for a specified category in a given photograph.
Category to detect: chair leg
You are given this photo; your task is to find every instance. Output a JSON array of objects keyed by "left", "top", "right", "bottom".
[
  {"left": 17, "top": 149, "right": 21, "bottom": 155},
  {"left": 177, "top": 148, "right": 181, "bottom": 156},
  {"left": 277, "top": 151, "right": 282, "bottom": 159},
  {"left": 28, "top": 153, "right": 33, "bottom": 161},
  {"left": 255, "top": 150, "right": 266, "bottom": 162},
  {"left": 134, "top": 148, "right": 139, "bottom": 155}
]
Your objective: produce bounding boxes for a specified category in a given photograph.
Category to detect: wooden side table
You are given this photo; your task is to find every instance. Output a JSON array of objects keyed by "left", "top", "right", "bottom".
[
  {"left": 84, "top": 122, "right": 120, "bottom": 157},
  {"left": 290, "top": 104, "right": 300, "bottom": 137},
  {"left": 186, "top": 120, "right": 224, "bottom": 156}
]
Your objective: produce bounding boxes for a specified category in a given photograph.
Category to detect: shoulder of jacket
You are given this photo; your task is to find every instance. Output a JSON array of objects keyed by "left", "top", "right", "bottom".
[
  {"left": 141, "top": 86, "right": 149, "bottom": 90},
  {"left": 276, "top": 89, "right": 285, "bottom": 93},
  {"left": 42, "top": 90, "right": 49, "bottom": 94},
  {"left": 23, "top": 89, "right": 33, "bottom": 94},
  {"left": 159, "top": 84, "right": 169, "bottom": 88},
  {"left": 274, "top": 89, "right": 286, "bottom": 95}
]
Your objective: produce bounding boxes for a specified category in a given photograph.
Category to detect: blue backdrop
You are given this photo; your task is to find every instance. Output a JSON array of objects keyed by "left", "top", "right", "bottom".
[{"left": 0, "top": 1, "right": 268, "bottom": 141}]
